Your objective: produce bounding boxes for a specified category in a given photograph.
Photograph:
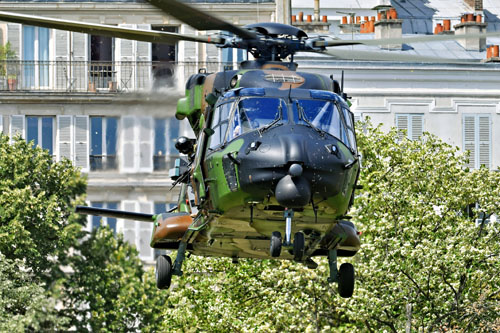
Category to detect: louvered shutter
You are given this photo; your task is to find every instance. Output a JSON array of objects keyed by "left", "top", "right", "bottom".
[
  {"left": 55, "top": 30, "right": 69, "bottom": 90},
  {"left": 138, "top": 202, "right": 153, "bottom": 260},
  {"left": 74, "top": 116, "right": 89, "bottom": 172},
  {"left": 478, "top": 115, "right": 491, "bottom": 169},
  {"left": 136, "top": 24, "right": 151, "bottom": 90},
  {"left": 138, "top": 116, "right": 153, "bottom": 172},
  {"left": 395, "top": 114, "right": 408, "bottom": 140},
  {"left": 121, "top": 116, "right": 136, "bottom": 172},
  {"left": 117, "top": 24, "right": 135, "bottom": 91},
  {"left": 57, "top": 115, "right": 73, "bottom": 161},
  {"left": 121, "top": 200, "right": 138, "bottom": 247},
  {"left": 410, "top": 114, "right": 423, "bottom": 140},
  {"left": 463, "top": 115, "right": 476, "bottom": 169},
  {"left": 71, "top": 32, "right": 87, "bottom": 90},
  {"left": 7, "top": 23, "right": 21, "bottom": 58},
  {"left": 10, "top": 115, "right": 24, "bottom": 140}
]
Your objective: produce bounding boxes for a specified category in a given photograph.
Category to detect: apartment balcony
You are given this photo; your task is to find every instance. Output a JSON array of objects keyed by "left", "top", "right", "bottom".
[{"left": 0, "top": 60, "right": 228, "bottom": 93}]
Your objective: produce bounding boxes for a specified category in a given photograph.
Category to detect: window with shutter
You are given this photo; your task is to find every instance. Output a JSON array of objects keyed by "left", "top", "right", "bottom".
[
  {"left": 463, "top": 114, "right": 491, "bottom": 169},
  {"left": 57, "top": 115, "right": 73, "bottom": 161},
  {"left": 74, "top": 116, "right": 89, "bottom": 172},
  {"left": 90, "top": 117, "right": 118, "bottom": 171},
  {"left": 136, "top": 24, "right": 151, "bottom": 90},
  {"left": 117, "top": 24, "right": 135, "bottom": 91},
  {"left": 121, "top": 116, "right": 136, "bottom": 172},
  {"left": 138, "top": 116, "right": 153, "bottom": 172},
  {"left": 395, "top": 114, "right": 424, "bottom": 140},
  {"left": 121, "top": 200, "right": 138, "bottom": 246},
  {"left": 55, "top": 30, "right": 69, "bottom": 90},
  {"left": 89, "top": 202, "right": 119, "bottom": 232},
  {"left": 138, "top": 202, "right": 153, "bottom": 260},
  {"left": 71, "top": 32, "right": 88, "bottom": 91},
  {"left": 26, "top": 116, "right": 55, "bottom": 156},
  {"left": 10, "top": 115, "right": 25, "bottom": 140},
  {"left": 7, "top": 23, "right": 21, "bottom": 58}
]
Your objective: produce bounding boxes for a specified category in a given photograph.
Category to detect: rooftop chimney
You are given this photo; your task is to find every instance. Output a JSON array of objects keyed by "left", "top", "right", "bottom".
[
  {"left": 454, "top": 13, "right": 487, "bottom": 51},
  {"left": 374, "top": 8, "right": 403, "bottom": 50}
]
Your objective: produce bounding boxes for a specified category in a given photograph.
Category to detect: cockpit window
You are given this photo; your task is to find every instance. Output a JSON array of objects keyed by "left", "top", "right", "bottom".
[
  {"left": 208, "top": 101, "right": 233, "bottom": 150},
  {"left": 293, "top": 99, "right": 357, "bottom": 151},
  {"left": 228, "top": 97, "right": 288, "bottom": 141}
]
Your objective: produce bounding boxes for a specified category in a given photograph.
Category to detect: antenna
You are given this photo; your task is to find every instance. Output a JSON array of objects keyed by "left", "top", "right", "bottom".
[{"left": 341, "top": 70, "right": 344, "bottom": 93}]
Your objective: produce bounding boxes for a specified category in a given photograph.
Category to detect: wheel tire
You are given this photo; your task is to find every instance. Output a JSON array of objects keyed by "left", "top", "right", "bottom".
[
  {"left": 338, "top": 262, "right": 355, "bottom": 298},
  {"left": 156, "top": 255, "right": 173, "bottom": 290},
  {"left": 270, "top": 231, "right": 282, "bottom": 257},
  {"left": 293, "top": 232, "right": 305, "bottom": 261}
]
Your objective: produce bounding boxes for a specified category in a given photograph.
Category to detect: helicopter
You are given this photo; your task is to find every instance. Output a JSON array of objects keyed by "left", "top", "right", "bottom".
[{"left": 2, "top": 0, "right": 500, "bottom": 299}]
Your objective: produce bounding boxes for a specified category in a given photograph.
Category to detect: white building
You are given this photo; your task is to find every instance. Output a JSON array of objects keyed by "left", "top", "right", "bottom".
[
  {"left": 293, "top": 0, "right": 500, "bottom": 169},
  {"left": 0, "top": 0, "right": 276, "bottom": 262}
]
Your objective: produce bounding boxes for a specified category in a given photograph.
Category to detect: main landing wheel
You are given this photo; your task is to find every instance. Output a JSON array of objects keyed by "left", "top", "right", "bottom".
[
  {"left": 270, "top": 231, "right": 282, "bottom": 257},
  {"left": 156, "top": 254, "right": 173, "bottom": 290},
  {"left": 338, "top": 263, "right": 355, "bottom": 298},
  {"left": 293, "top": 232, "right": 305, "bottom": 261}
]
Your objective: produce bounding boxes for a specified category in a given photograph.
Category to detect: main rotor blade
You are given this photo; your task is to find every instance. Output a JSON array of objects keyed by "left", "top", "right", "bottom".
[
  {"left": 0, "top": 11, "right": 221, "bottom": 44},
  {"left": 147, "top": 0, "right": 257, "bottom": 40},
  {"left": 322, "top": 48, "right": 480, "bottom": 64},
  {"left": 315, "top": 30, "right": 500, "bottom": 48}
]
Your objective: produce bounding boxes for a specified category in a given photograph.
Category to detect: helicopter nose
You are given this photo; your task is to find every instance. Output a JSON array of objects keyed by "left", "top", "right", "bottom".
[{"left": 275, "top": 163, "right": 311, "bottom": 208}]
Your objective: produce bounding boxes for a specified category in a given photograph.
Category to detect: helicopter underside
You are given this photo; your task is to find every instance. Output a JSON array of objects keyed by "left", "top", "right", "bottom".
[{"left": 188, "top": 206, "right": 360, "bottom": 260}]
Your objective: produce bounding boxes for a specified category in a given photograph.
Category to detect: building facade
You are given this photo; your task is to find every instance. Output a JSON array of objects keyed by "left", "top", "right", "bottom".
[{"left": 0, "top": 0, "right": 276, "bottom": 262}]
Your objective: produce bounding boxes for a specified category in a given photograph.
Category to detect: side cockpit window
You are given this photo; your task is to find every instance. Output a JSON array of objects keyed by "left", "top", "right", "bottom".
[{"left": 208, "top": 101, "right": 233, "bottom": 150}]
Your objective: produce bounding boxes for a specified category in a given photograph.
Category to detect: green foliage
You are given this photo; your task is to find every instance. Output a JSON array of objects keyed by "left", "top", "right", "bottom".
[
  {"left": 0, "top": 253, "right": 68, "bottom": 331},
  {"left": 0, "top": 42, "right": 16, "bottom": 77},
  {"left": 0, "top": 135, "right": 86, "bottom": 279},
  {"left": 342, "top": 121, "right": 500, "bottom": 331},
  {"left": 61, "top": 227, "right": 146, "bottom": 331}
]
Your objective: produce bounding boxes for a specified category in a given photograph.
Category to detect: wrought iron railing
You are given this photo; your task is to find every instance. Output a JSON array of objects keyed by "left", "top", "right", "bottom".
[{"left": 0, "top": 60, "right": 230, "bottom": 92}]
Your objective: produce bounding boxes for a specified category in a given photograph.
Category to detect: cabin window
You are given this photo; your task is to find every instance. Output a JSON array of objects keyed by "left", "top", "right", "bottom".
[
  {"left": 228, "top": 97, "right": 288, "bottom": 140},
  {"left": 208, "top": 101, "right": 233, "bottom": 150}
]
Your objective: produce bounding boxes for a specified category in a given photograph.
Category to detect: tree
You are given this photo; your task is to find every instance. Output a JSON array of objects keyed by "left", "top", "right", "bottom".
[
  {"left": 341, "top": 121, "right": 500, "bottom": 331},
  {"left": 0, "top": 135, "right": 86, "bottom": 281},
  {"left": 0, "top": 253, "right": 67, "bottom": 331}
]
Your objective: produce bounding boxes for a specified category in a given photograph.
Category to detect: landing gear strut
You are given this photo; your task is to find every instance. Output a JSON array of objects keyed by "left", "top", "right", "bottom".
[
  {"left": 269, "top": 209, "right": 305, "bottom": 261},
  {"left": 328, "top": 249, "right": 355, "bottom": 298}
]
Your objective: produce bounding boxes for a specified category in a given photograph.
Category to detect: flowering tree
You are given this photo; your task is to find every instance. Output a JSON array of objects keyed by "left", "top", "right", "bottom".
[{"left": 343, "top": 122, "right": 500, "bottom": 331}]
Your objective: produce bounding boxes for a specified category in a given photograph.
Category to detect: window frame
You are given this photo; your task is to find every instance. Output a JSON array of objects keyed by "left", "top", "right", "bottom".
[{"left": 89, "top": 116, "right": 118, "bottom": 171}]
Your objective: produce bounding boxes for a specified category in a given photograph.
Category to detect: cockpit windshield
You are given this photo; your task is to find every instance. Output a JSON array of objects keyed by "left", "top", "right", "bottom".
[
  {"left": 293, "top": 99, "right": 356, "bottom": 151},
  {"left": 228, "top": 97, "right": 288, "bottom": 141}
]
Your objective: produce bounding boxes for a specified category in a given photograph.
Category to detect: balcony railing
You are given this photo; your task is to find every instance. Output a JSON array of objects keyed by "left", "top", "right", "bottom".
[{"left": 0, "top": 60, "right": 230, "bottom": 92}]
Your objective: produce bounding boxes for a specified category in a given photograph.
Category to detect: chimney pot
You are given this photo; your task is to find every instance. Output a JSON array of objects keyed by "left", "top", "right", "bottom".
[
  {"left": 389, "top": 8, "right": 398, "bottom": 19},
  {"left": 306, "top": 14, "right": 312, "bottom": 23},
  {"left": 443, "top": 19, "right": 451, "bottom": 31},
  {"left": 291, "top": 15, "right": 296, "bottom": 23},
  {"left": 493, "top": 45, "right": 500, "bottom": 57},
  {"left": 371, "top": 16, "right": 376, "bottom": 22},
  {"left": 466, "top": 13, "right": 474, "bottom": 22},
  {"left": 298, "top": 11, "right": 304, "bottom": 22},
  {"left": 322, "top": 15, "right": 328, "bottom": 23},
  {"left": 364, "top": 16, "right": 369, "bottom": 22},
  {"left": 377, "top": 12, "right": 382, "bottom": 21},
  {"left": 356, "top": 16, "right": 361, "bottom": 24},
  {"left": 487, "top": 46, "right": 492, "bottom": 59},
  {"left": 342, "top": 16, "right": 348, "bottom": 24},
  {"left": 476, "top": 14, "right": 482, "bottom": 23}
]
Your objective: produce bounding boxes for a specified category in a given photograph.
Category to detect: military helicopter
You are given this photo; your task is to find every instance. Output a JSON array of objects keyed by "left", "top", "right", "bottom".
[{"left": 2, "top": 0, "right": 499, "bottom": 299}]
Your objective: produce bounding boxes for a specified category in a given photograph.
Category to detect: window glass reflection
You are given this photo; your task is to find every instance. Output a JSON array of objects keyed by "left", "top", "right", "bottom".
[{"left": 229, "top": 97, "right": 287, "bottom": 140}]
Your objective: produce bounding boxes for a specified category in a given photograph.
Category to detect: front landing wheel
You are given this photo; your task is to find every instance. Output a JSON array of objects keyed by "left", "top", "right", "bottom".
[
  {"left": 338, "top": 263, "right": 355, "bottom": 298},
  {"left": 270, "top": 231, "right": 282, "bottom": 257},
  {"left": 156, "top": 255, "right": 173, "bottom": 290}
]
